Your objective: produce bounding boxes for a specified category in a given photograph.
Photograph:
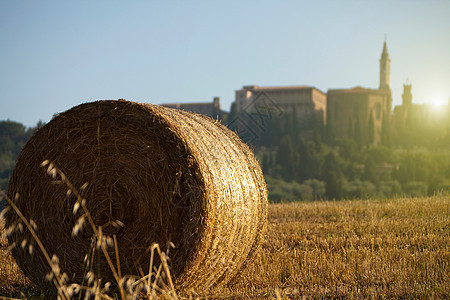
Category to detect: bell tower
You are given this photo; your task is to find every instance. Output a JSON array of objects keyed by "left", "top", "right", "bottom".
[
  {"left": 402, "top": 82, "right": 412, "bottom": 106},
  {"left": 379, "top": 41, "right": 391, "bottom": 91}
]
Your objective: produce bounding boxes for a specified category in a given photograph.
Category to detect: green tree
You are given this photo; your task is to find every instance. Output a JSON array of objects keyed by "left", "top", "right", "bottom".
[
  {"left": 354, "top": 116, "right": 362, "bottom": 147},
  {"left": 297, "top": 139, "right": 323, "bottom": 181},
  {"left": 324, "top": 152, "right": 343, "bottom": 200},
  {"left": 363, "top": 156, "right": 377, "bottom": 183},
  {"left": 313, "top": 129, "right": 323, "bottom": 153},
  {"left": 288, "top": 106, "right": 299, "bottom": 141},
  {"left": 381, "top": 115, "right": 391, "bottom": 147},
  {"left": 348, "top": 118, "right": 353, "bottom": 137},
  {"left": 339, "top": 138, "right": 359, "bottom": 161},
  {"left": 0, "top": 120, "right": 28, "bottom": 155},
  {"left": 275, "top": 136, "right": 299, "bottom": 181},
  {"left": 0, "top": 120, "right": 41, "bottom": 192},
  {"left": 325, "top": 114, "right": 335, "bottom": 145},
  {"left": 368, "top": 111, "right": 375, "bottom": 146},
  {"left": 344, "top": 162, "right": 361, "bottom": 181},
  {"left": 227, "top": 102, "right": 238, "bottom": 125},
  {"left": 262, "top": 152, "right": 271, "bottom": 174}
]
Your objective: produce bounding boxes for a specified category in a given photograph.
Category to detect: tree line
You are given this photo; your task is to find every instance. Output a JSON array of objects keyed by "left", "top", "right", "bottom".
[
  {"left": 227, "top": 105, "right": 450, "bottom": 202},
  {"left": 1, "top": 107, "right": 449, "bottom": 205}
]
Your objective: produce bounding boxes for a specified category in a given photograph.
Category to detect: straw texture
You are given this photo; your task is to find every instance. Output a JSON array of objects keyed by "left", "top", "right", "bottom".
[{"left": 5, "top": 100, "right": 267, "bottom": 292}]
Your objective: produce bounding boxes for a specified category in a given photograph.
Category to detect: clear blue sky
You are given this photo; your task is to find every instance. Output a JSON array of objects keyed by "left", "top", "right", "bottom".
[{"left": 1, "top": 0, "right": 449, "bottom": 127}]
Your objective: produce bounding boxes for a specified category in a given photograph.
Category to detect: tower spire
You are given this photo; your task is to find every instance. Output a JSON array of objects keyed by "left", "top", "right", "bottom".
[{"left": 379, "top": 41, "right": 391, "bottom": 90}]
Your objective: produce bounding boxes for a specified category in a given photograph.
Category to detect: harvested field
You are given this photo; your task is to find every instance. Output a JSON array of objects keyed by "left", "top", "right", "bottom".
[{"left": 1, "top": 196, "right": 449, "bottom": 299}]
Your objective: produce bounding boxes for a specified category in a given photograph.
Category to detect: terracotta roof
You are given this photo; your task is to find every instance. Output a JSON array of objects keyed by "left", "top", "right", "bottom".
[
  {"left": 252, "top": 85, "right": 312, "bottom": 90},
  {"left": 237, "top": 85, "right": 325, "bottom": 94},
  {"left": 162, "top": 102, "right": 214, "bottom": 107},
  {"left": 327, "top": 86, "right": 389, "bottom": 95}
]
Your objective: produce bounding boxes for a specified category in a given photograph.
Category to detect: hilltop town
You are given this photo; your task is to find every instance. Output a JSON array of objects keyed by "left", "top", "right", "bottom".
[
  {"left": 1, "top": 42, "right": 449, "bottom": 204},
  {"left": 163, "top": 41, "right": 449, "bottom": 148},
  {"left": 159, "top": 41, "right": 450, "bottom": 201}
]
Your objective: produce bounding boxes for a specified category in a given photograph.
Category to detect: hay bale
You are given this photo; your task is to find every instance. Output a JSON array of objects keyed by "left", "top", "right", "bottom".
[{"left": 5, "top": 100, "right": 267, "bottom": 291}]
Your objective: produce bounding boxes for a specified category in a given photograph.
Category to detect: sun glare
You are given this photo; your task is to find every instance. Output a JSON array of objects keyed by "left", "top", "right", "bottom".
[
  {"left": 431, "top": 101, "right": 445, "bottom": 109},
  {"left": 429, "top": 93, "right": 448, "bottom": 109}
]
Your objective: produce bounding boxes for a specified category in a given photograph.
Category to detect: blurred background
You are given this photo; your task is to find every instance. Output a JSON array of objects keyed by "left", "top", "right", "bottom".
[{"left": 1, "top": 0, "right": 449, "bottom": 202}]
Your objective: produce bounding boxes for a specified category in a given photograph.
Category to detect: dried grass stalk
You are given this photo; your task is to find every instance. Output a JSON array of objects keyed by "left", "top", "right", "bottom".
[{"left": 5, "top": 100, "right": 268, "bottom": 292}]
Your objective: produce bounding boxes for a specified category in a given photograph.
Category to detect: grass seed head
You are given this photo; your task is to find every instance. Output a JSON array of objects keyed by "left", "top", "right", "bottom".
[
  {"left": 73, "top": 202, "right": 80, "bottom": 214},
  {"left": 7, "top": 241, "right": 16, "bottom": 251},
  {"left": 29, "top": 219, "right": 37, "bottom": 230},
  {"left": 0, "top": 207, "right": 10, "bottom": 221},
  {"left": 21, "top": 239, "right": 27, "bottom": 249}
]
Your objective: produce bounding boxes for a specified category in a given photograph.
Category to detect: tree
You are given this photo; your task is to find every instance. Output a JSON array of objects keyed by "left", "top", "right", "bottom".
[
  {"left": 0, "top": 121, "right": 29, "bottom": 156},
  {"left": 325, "top": 171, "right": 343, "bottom": 200},
  {"left": 261, "top": 115, "right": 282, "bottom": 148},
  {"left": 313, "top": 129, "right": 323, "bottom": 153},
  {"left": 262, "top": 152, "right": 271, "bottom": 174},
  {"left": 324, "top": 152, "right": 343, "bottom": 200},
  {"left": 363, "top": 156, "right": 377, "bottom": 183},
  {"left": 348, "top": 118, "right": 353, "bottom": 137},
  {"left": 0, "top": 120, "right": 42, "bottom": 192},
  {"left": 354, "top": 116, "right": 362, "bottom": 147},
  {"left": 227, "top": 102, "right": 238, "bottom": 125},
  {"left": 325, "top": 115, "right": 335, "bottom": 145},
  {"left": 297, "top": 139, "right": 321, "bottom": 181},
  {"left": 368, "top": 111, "right": 375, "bottom": 146},
  {"left": 381, "top": 115, "right": 391, "bottom": 147},
  {"left": 288, "top": 105, "right": 299, "bottom": 141},
  {"left": 339, "top": 138, "right": 359, "bottom": 160},
  {"left": 275, "top": 136, "right": 299, "bottom": 181}
]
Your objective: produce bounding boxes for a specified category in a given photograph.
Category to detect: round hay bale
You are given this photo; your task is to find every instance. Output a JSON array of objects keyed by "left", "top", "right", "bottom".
[{"left": 5, "top": 100, "right": 267, "bottom": 292}]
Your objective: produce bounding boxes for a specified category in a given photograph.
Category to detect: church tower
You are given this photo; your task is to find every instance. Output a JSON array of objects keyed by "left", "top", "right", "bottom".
[
  {"left": 402, "top": 83, "right": 412, "bottom": 106},
  {"left": 379, "top": 41, "right": 391, "bottom": 91}
]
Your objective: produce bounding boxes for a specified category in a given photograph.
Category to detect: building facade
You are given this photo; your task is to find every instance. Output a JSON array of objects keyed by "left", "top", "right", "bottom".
[
  {"left": 326, "top": 42, "right": 393, "bottom": 145},
  {"left": 327, "top": 87, "right": 391, "bottom": 145},
  {"left": 234, "top": 85, "right": 327, "bottom": 126},
  {"left": 392, "top": 83, "right": 412, "bottom": 127},
  {"left": 392, "top": 83, "right": 449, "bottom": 146},
  {"left": 162, "top": 97, "right": 225, "bottom": 120}
]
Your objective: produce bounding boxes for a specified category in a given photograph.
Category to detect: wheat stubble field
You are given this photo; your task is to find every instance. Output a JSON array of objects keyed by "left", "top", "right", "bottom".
[{"left": 1, "top": 196, "right": 449, "bottom": 299}]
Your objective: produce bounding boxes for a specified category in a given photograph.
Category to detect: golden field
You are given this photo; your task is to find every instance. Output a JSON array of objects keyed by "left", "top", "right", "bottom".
[{"left": 1, "top": 196, "right": 449, "bottom": 299}]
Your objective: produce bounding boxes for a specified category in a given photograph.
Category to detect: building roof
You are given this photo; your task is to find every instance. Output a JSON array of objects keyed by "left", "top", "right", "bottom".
[
  {"left": 327, "top": 86, "right": 389, "bottom": 95},
  {"left": 236, "top": 85, "right": 326, "bottom": 94},
  {"left": 162, "top": 102, "right": 215, "bottom": 108}
]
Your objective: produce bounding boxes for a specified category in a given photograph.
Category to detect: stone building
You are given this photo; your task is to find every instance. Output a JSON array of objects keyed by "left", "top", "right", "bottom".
[
  {"left": 392, "top": 83, "right": 412, "bottom": 127},
  {"left": 162, "top": 97, "right": 225, "bottom": 120},
  {"left": 392, "top": 83, "right": 449, "bottom": 146},
  {"left": 234, "top": 85, "right": 327, "bottom": 126},
  {"left": 326, "top": 42, "right": 392, "bottom": 145},
  {"left": 393, "top": 82, "right": 449, "bottom": 125},
  {"left": 327, "top": 87, "right": 391, "bottom": 145}
]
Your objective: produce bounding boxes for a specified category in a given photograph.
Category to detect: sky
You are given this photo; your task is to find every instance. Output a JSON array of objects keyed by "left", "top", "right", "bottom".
[{"left": 1, "top": 0, "right": 449, "bottom": 127}]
